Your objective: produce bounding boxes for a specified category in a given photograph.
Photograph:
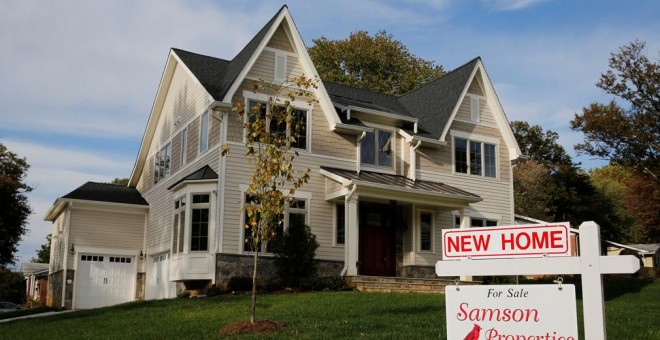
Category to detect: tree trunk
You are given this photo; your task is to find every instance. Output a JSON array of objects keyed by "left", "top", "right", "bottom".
[{"left": 250, "top": 250, "right": 259, "bottom": 324}]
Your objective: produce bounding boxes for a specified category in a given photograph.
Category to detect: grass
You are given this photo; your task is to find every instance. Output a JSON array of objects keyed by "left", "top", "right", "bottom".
[{"left": 0, "top": 280, "right": 658, "bottom": 339}]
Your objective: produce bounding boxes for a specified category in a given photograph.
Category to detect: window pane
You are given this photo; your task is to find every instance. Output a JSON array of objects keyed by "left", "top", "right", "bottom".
[
  {"left": 378, "top": 130, "right": 393, "bottom": 167},
  {"left": 485, "top": 143, "right": 497, "bottom": 178},
  {"left": 470, "top": 141, "right": 482, "bottom": 175},
  {"left": 291, "top": 109, "right": 307, "bottom": 149},
  {"left": 361, "top": 132, "right": 376, "bottom": 165},
  {"left": 193, "top": 194, "right": 210, "bottom": 204},
  {"left": 471, "top": 218, "right": 484, "bottom": 228},
  {"left": 191, "top": 208, "right": 209, "bottom": 251},
  {"left": 200, "top": 112, "right": 209, "bottom": 153},
  {"left": 420, "top": 212, "right": 432, "bottom": 251},
  {"left": 154, "top": 150, "right": 161, "bottom": 183},
  {"left": 178, "top": 211, "right": 185, "bottom": 253},
  {"left": 336, "top": 204, "right": 345, "bottom": 245},
  {"left": 454, "top": 216, "right": 461, "bottom": 228},
  {"left": 454, "top": 138, "right": 468, "bottom": 173},
  {"left": 486, "top": 220, "right": 498, "bottom": 227},
  {"left": 172, "top": 215, "right": 179, "bottom": 254}
]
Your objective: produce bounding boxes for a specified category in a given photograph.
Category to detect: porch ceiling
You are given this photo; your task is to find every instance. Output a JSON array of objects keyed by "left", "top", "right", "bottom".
[{"left": 320, "top": 166, "right": 482, "bottom": 207}]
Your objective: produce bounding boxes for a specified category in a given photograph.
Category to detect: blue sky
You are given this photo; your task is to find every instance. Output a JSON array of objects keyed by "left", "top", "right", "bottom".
[{"left": 1, "top": 0, "right": 659, "bottom": 268}]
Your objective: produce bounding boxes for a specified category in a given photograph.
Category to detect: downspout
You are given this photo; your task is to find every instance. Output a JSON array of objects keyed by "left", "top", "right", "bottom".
[
  {"left": 410, "top": 140, "right": 422, "bottom": 181},
  {"left": 356, "top": 131, "right": 366, "bottom": 173},
  {"left": 340, "top": 184, "right": 358, "bottom": 277}
]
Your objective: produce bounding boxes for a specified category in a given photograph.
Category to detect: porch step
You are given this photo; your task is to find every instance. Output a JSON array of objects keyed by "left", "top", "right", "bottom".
[{"left": 348, "top": 276, "right": 480, "bottom": 294}]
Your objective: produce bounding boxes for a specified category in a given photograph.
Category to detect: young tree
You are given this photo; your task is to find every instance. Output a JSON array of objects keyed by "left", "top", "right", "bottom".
[
  {"left": 308, "top": 30, "right": 445, "bottom": 95},
  {"left": 0, "top": 142, "right": 32, "bottom": 268},
  {"left": 571, "top": 41, "right": 659, "bottom": 181},
  {"left": 227, "top": 76, "right": 315, "bottom": 324},
  {"left": 32, "top": 234, "right": 51, "bottom": 264}
]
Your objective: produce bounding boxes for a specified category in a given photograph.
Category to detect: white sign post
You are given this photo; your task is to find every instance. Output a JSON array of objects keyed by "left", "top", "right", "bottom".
[
  {"left": 445, "top": 284, "right": 578, "bottom": 339},
  {"left": 436, "top": 221, "right": 640, "bottom": 340}
]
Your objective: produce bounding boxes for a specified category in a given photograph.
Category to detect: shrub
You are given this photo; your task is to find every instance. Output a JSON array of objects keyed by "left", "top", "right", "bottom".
[
  {"left": 264, "top": 280, "right": 283, "bottom": 292},
  {"left": 228, "top": 276, "right": 253, "bottom": 292},
  {"left": 206, "top": 284, "right": 221, "bottom": 297},
  {"left": 273, "top": 219, "right": 319, "bottom": 288},
  {"left": 0, "top": 270, "right": 25, "bottom": 304},
  {"left": 299, "top": 276, "right": 348, "bottom": 292}
]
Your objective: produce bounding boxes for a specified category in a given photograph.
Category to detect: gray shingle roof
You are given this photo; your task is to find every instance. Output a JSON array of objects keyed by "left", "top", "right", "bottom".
[
  {"left": 172, "top": 5, "right": 286, "bottom": 101},
  {"left": 167, "top": 165, "right": 218, "bottom": 190},
  {"left": 171, "top": 4, "right": 478, "bottom": 141},
  {"left": 62, "top": 182, "right": 148, "bottom": 206},
  {"left": 321, "top": 166, "right": 480, "bottom": 200},
  {"left": 398, "top": 57, "right": 480, "bottom": 140}
]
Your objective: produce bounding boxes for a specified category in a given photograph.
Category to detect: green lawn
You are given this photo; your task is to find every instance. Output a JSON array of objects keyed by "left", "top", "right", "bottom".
[{"left": 1, "top": 281, "right": 658, "bottom": 339}]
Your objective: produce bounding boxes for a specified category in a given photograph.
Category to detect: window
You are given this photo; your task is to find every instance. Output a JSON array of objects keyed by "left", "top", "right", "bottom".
[
  {"left": 180, "top": 128, "right": 188, "bottom": 167},
  {"left": 361, "top": 129, "right": 393, "bottom": 167},
  {"left": 154, "top": 142, "right": 172, "bottom": 184},
  {"left": 454, "top": 216, "right": 461, "bottom": 229},
  {"left": 172, "top": 196, "right": 186, "bottom": 254},
  {"left": 454, "top": 136, "right": 497, "bottom": 178},
  {"left": 200, "top": 112, "right": 209, "bottom": 153},
  {"left": 335, "top": 203, "right": 345, "bottom": 245},
  {"left": 246, "top": 99, "right": 307, "bottom": 149},
  {"left": 242, "top": 194, "right": 308, "bottom": 253},
  {"left": 470, "top": 218, "right": 498, "bottom": 228},
  {"left": 419, "top": 212, "right": 433, "bottom": 252},
  {"left": 190, "top": 194, "right": 210, "bottom": 251}
]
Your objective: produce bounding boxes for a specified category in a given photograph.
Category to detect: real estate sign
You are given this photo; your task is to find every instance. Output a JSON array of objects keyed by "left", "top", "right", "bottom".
[
  {"left": 445, "top": 284, "right": 578, "bottom": 340},
  {"left": 442, "top": 223, "right": 571, "bottom": 260}
]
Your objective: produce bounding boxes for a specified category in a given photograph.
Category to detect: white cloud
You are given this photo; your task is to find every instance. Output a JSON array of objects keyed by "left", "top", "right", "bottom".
[{"left": 481, "top": 0, "right": 551, "bottom": 11}]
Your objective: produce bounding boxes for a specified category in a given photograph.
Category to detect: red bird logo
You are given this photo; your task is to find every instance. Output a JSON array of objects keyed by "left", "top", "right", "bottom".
[{"left": 463, "top": 324, "right": 481, "bottom": 340}]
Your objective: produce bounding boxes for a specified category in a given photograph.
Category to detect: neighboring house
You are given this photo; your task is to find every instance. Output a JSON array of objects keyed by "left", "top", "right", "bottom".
[
  {"left": 607, "top": 242, "right": 660, "bottom": 268},
  {"left": 45, "top": 5, "right": 522, "bottom": 308},
  {"left": 20, "top": 262, "right": 49, "bottom": 305}
]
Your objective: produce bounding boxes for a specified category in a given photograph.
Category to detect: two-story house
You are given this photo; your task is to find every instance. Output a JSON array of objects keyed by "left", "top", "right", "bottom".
[{"left": 45, "top": 5, "right": 522, "bottom": 309}]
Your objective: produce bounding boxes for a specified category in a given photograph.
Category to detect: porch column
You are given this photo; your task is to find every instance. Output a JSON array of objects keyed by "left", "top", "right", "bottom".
[
  {"left": 345, "top": 194, "right": 359, "bottom": 276},
  {"left": 458, "top": 208, "right": 472, "bottom": 281}
]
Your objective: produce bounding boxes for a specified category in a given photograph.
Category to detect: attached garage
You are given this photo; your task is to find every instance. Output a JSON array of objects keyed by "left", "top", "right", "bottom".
[
  {"left": 145, "top": 253, "right": 177, "bottom": 300},
  {"left": 74, "top": 254, "right": 136, "bottom": 309}
]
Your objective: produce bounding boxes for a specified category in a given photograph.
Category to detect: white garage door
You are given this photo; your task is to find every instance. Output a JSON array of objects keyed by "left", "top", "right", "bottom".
[
  {"left": 75, "top": 254, "right": 136, "bottom": 309},
  {"left": 146, "top": 254, "right": 176, "bottom": 300}
]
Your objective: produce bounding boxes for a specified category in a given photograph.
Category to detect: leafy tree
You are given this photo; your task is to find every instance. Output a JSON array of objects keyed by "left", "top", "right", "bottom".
[
  {"left": 0, "top": 269, "right": 25, "bottom": 303},
  {"left": 0, "top": 142, "right": 32, "bottom": 268},
  {"left": 109, "top": 177, "right": 129, "bottom": 186},
  {"left": 273, "top": 219, "right": 319, "bottom": 288},
  {"left": 571, "top": 41, "right": 659, "bottom": 181},
  {"left": 589, "top": 166, "right": 640, "bottom": 242},
  {"left": 31, "top": 234, "right": 51, "bottom": 264},
  {"left": 308, "top": 30, "right": 445, "bottom": 95},
  {"left": 510, "top": 123, "right": 627, "bottom": 241},
  {"left": 226, "top": 76, "right": 314, "bottom": 324},
  {"left": 510, "top": 121, "right": 573, "bottom": 168},
  {"left": 624, "top": 172, "right": 660, "bottom": 243}
]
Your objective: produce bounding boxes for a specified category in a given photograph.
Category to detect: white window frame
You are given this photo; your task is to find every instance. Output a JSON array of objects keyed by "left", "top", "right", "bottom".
[
  {"left": 154, "top": 142, "right": 172, "bottom": 184},
  {"left": 180, "top": 127, "right": 188, "bottom": 167},
  {"left": 239, "top": 185, "right": 312, "bottom": 254},
  {"left": 418, "top": 210, "right": 434, "bottom": 253},
  {"left": 242, "top": 91, "right": 312, "bottom": 151},
  {"left": 359, "top": 125, "right": 396, "bottom": 172},
  {"left": 450, "top": 130, "right": 499, "bottom": 179},
  {"left": 199, "top": 111, "right": 209, "bottom": 154},
  {"left": 453, "top": 211, "right": 501, "bottom": 229},
  {"left": 171, "top": 183, "right": 216, "bottom": 256}
]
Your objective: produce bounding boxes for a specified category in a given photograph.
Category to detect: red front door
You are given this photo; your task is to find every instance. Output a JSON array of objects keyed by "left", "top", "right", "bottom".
[{"left": 359, "top": 204, "right": 396, "bottom": 276}]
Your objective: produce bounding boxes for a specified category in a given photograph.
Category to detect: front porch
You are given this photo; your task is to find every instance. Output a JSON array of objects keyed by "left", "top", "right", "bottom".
[{"left": 321, "top": 166, "right": 483, "bottom": 279}]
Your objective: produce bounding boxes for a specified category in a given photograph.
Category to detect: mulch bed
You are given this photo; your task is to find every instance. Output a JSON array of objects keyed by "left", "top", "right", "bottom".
[{"left": 219, "top": 320, "right": 287, "bottom": 335}]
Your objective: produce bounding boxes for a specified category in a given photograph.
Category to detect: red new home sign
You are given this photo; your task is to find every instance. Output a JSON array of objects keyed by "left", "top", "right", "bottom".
[{"left": 442, "top": 223, "right": 571, "bottom": 260}]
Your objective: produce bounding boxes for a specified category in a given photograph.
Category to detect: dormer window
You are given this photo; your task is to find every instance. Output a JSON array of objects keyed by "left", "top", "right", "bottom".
[{"left": 361, "top": 129, "right": 393, "bottom": 168}]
